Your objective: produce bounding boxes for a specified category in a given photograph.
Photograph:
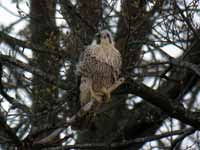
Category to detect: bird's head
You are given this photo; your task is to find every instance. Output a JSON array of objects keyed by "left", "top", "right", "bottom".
[{"left": 95, "top": 30, "right": 114, "bottom": 46}]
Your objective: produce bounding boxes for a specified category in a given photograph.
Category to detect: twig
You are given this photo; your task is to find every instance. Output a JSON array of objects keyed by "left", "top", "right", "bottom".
[
  {"left": 0, "top": 62, "right": 31, "bottom": 113},
  {"left": 175, "top": 1, "right": 200, "bottom": 41},
  {"left": 0, "top": 111, "right": 21, "bottom": 146}
]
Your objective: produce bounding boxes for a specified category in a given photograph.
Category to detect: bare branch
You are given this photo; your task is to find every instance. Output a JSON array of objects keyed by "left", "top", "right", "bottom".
[
  {"left": 175, "top": 1, "right": 200, "bottom": 41},
  {"left": 39, "top": 128, "right": 194, "bottom": 150},
  {"left": 0, "top": 54, "right": 70, "bottom": 90},
  {"left": 0, "top": 111, "right": 21, "bottom": 146},
  {"left": 120, "top": 78, "right": 200, "bottom": 129},
  {"left": 170, "top": 128, "right": 196, "bottom": 150},
  {"left": 0, "top": 31, "right": 64, "bottom": 57},
  {"left": 0, "top": 62, "right": 31, "bottom": 113}
]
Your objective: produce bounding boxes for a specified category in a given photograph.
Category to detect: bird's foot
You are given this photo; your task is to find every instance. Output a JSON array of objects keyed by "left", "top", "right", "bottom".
[
  {"left": 100, "top": 87, "right": 111, "bottom": 103},
  {"left": 90, "top": 86, "right": 102, "bottom": 103}
]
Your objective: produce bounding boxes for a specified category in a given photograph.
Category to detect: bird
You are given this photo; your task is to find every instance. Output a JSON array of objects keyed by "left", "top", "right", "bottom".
[{"left": 76, "top": 30, "right": 122, "bottom": 112}]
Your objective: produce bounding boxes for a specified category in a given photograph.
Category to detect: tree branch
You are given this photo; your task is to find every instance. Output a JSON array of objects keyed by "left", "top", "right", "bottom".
[
  {"left": 0, "top": 62, "right": 31, "bottom": 113},
  {"left": 120, "top": 78, "right": 200, "bottom": 129},
  {"left": 0, "top": 54, "right": 70, "bottom": 90},
  {"left": 0, "top": 112, "right": 21, "bottom": 147},
  {"left": 175, "top": 1, "right": 200, "bottom": 41},
  {"left": 38, "top": 128, "right": 194, "bottom": 150},
  {"left": 0, "top": 31, "right": 64, "bottom": 57},
  {"left": 59, "top": 0, "right": 96, "bottom": 33},
  {"left": 171, "top": 59, "right": 200, "bottom": 77},
  {"left": 170, "top": 128, "right": 196, "bottom": 150}
]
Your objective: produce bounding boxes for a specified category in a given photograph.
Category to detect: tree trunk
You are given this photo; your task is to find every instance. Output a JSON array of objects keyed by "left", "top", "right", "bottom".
[{"left": 30, "top": 0, "right": 60, "bottom": 136}]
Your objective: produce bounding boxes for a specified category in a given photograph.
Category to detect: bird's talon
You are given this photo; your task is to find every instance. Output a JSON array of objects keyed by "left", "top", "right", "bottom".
[
  {"left": 90, "top": 86, "right": 102, "bottom": 103},
  {"left": 100, "top": 87, "right": 111, "bottom": 103}
]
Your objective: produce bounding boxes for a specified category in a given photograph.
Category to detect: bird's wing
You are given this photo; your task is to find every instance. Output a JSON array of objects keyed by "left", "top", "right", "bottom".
[{"left": 79, "top": 45, "right": 116, "bottom": 91}]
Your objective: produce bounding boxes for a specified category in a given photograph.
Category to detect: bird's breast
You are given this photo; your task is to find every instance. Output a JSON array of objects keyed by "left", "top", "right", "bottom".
[{"left": 97, "top": 46, "right": 120, "bottom": 66}]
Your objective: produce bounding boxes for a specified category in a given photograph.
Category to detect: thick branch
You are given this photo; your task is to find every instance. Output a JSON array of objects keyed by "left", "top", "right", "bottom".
[
  {"left": 120, "top": 78, "right": 200, "bottom": 129},
  {"left": 38, "top": 128, "right": 194, "bottom": 150}
]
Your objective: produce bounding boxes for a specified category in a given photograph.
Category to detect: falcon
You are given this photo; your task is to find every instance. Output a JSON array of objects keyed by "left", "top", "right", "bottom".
[{"left": 76, "top": 30, "right": 122, "bottom": 111}]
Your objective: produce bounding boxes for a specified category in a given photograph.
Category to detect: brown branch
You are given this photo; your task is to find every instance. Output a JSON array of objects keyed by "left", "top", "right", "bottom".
[
  {"left": 119, "top": 78, "right": 200, "bottom": 129},
  {"left": 38, "top": 128, "right": 194, "bottom": 150},
  {"left": 171, "top": 59, "right": 200, "bottom": 77},
  {"left": 33, "top": 128, "right": 64, "bottom": 145},
  {"left": 141, "top": 59, "right": 200, "bottom": 77}
]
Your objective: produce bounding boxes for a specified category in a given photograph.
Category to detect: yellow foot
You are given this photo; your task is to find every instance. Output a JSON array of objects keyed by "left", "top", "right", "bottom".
[
  {"left": 90, "top": 86, "right": 102, "bottom": 103},
  {"left": 100, "top": 87, "right": 111, "bottom": 103}
]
